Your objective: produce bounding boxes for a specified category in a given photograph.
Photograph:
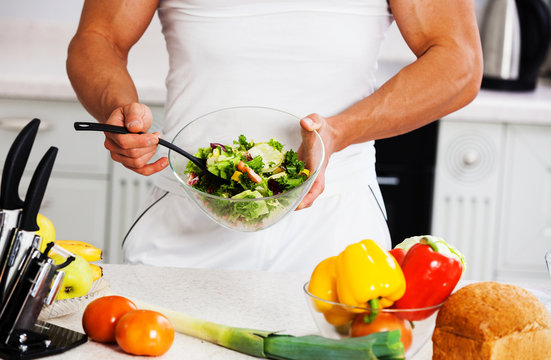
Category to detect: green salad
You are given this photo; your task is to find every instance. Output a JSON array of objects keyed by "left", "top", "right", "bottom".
[{"left": 184, "top": 135, "right": 310, "bottom": 225}]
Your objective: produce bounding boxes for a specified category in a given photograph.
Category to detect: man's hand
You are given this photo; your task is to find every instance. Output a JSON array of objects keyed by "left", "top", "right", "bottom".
[
  {"left": 296, "top": 113, "right": 335, "bottom": 210},
  {"left": 103, "top": 103, "right": 169, "bottom": 175}
]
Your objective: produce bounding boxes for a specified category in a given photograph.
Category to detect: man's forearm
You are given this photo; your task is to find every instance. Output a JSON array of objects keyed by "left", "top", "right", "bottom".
[{"left": 67, "top": 32, "right": 139, "bottom": 123}]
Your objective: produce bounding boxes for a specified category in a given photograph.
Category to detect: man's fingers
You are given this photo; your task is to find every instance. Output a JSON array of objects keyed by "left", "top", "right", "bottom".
[
  {"left": 106, "top": 103, "right": 154, "bottom": 133},
  {"left": 124, "top": 103, "right": 153, "bottom": 133},
  {"left": 108, "top": 107, "right": 125, "bottom": 125},
  {"left": 300, "top": 114, "right": 323, "bottom": 131},
  {"left": 110, "top": 148, "right": 168, "bottom": 171},
  {"left": 296, "top": 176, "right": 325, "bottom": 210},
  {"left": 102, "top": 103, "right": 163, "bottom": 175},
  {"left": 109, "top": 148, "right": 156, "bottom": 169},
  {"left": 124, "top": 157, "right": 169, "bottom": 176},
  {"left": 104, "top": 132, "right": 159, "bottom": 151}
]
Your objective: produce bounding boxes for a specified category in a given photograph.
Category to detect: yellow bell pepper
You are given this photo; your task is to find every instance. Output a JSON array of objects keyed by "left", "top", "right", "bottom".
[
  {"left": 308, "top": 256, "right": 338, "bottom": 312},
  {"left": 336, "top": 239, "right": 405, "bottom": 309},
  {"left": 231, "top": 170, "right": 242, "bottom": 182},
  {"left": 308, "top": 256, "right": 355, "bottom": 326}
]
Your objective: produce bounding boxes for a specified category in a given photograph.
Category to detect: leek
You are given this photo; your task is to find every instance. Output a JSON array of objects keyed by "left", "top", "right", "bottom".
[{"left": 132, "top": 299, "right": 405, "bottom": 360}]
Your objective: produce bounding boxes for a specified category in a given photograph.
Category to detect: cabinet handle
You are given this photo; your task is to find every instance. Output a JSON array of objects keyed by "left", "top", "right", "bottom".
[
  {"left": 377, "top": 176, "right": 400, "bottom": 186},
  {"left": 0, "top": 117, "right": 53, "bottom": 132}
]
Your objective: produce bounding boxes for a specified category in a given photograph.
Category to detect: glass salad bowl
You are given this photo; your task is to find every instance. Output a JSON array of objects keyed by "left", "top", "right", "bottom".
[
  {"left": 303, "top": 282, "right": 442, "bottom": 359},
  {"left": 169, "top": 106, "right": 325, "bottom": 232}
]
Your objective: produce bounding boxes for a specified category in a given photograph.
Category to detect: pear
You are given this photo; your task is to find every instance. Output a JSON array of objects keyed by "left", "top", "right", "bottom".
[{"left": 50, "top": 254, "right": 94, "bottom": 300}]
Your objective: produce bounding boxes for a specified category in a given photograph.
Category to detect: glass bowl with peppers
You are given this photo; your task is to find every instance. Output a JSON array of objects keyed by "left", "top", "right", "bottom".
[
  {"left": 546, "top": 250, "right": 551, "bottom": 278},
  {"left": 304, "top": 237, "right": 465, "bottom": 359},
  {"left": 169, "top": 106, "right": 325, "bottom": 232}
]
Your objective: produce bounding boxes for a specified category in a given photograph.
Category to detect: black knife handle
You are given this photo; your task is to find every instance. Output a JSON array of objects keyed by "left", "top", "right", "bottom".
[
  {"left": 74, "top": 122, "right": 138, "bottom": 135},
  {"left": 0, "top": 119, "right": 41, "bottom": 210},
  {"left": 19, "top": 147, "right": 58, "bottom": 232}
]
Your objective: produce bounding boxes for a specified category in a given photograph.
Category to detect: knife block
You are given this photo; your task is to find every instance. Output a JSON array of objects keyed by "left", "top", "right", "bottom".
[
  {"left": 0, "top": 321, "right": 87, "bottom": 360},
  {"left": 0, "top": 247, "right": 87, "bottom": 360},
  {"left": 0, "top": 119, "right": 88, "bottom": 359}
]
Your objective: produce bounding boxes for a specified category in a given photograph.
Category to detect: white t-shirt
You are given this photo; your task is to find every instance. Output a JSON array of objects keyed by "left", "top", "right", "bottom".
[
  {"left": 155, "top": 0, "right": 393, "bottom": 197},
  {"left": 123, "top": 0, "right": 394, "bottom": 272}
]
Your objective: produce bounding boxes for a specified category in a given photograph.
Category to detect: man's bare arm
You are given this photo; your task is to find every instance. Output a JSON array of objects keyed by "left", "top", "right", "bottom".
[
  {"left": 67, "top": 0, "right": 168, "bottom": 175},
  {"left": 298, "top": 0, "right": 482, "bottom": 208},
  {"left": 67, "top": 0, "right": 158, "bottom": 121}
]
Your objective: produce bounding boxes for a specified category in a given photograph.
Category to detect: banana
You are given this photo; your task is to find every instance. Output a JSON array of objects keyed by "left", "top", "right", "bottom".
[
  {"left": 89, "top": 263, "right": 103, "bottom": 281},
  {"left": 54, "top": 240, "right": 103, "bottom": 262}
]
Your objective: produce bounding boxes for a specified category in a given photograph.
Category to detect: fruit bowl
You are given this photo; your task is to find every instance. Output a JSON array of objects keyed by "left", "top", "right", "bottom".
[
  {"left": 169, "top": 106, "right": 325, "bottom": 232},
  {"left": 38, "top": 277, "right": 111, "bottom": 320},
  {"left": 303, "top": 282, "right": 442, "bottom": 359}
]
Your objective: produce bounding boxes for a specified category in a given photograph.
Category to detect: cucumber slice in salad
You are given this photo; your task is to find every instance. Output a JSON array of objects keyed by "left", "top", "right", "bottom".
[{"left": 247, "top": 143, "right": 284, "bottom": 173}]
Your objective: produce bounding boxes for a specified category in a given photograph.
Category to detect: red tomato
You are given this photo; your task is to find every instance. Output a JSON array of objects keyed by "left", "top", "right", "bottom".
[
  {"left": 115, "top": 310, "right": 175, "bottom": 356},
  {"left": 82, "top": 295, "right": 137, "bottom": 343},
  {"left": 350, "top": 312, "right": 413, "bottom": 351}
]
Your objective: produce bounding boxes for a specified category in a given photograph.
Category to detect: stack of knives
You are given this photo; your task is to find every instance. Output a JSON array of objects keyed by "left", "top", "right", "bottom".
[{"left": 0, "top": 119, "right": 87, "bottom": 360}]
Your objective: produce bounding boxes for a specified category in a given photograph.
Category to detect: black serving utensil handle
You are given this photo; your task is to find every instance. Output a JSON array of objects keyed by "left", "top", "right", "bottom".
[{"left": 74, "top": 122, "right": 228, "bottom": 183}]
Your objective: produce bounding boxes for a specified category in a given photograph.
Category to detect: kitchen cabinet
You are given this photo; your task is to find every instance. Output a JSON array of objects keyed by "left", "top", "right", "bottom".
[
  {"left": 107, "top": 164, "right": 154, "bottom": 263},
  {"left": 0, "top": 98, "right": 164, "bottom": 264},
  {"left": 22, "top": 175, "right": 108, "bottom": 248},
  {"left": 497, "top": 125, "right": 551, "bottom": 281},
  {"left": 0, "top": 99, "right": 109, "bottom": 175},
  {"left": 106, "top": 105, "right": 163, "bottom": 263},
  {"left": 432, "top": 120, "right": 551, "bottom": 282}
]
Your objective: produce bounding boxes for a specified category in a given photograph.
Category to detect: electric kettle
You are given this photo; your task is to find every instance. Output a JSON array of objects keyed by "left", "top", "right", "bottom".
[
  {"left": 542, "top": 0, "right": 551, "bottom": 76},
  {"left": 480, "top": 0, "right": 551, "bottom": 91}
]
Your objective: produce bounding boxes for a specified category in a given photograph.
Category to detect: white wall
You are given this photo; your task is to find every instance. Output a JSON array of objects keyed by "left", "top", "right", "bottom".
[
  {"left": 0, "top": 0, "right": 168, "bottom": 99},
  {"left": 1, "top": 0, "right": 84, "bottom": 24},
  {"left": 1, "top": 0, "right": 491, "bottom": 23},
  {"left": 1, "top": 0, "right": 492, "bottom": 97}
]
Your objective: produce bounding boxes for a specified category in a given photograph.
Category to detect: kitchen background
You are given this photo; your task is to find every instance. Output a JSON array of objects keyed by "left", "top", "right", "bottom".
[{"left": 1, "top": 0, "right": 550, "bottom": 283}]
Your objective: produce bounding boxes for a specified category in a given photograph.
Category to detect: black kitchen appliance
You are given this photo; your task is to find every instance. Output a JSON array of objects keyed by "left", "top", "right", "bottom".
[
  {"left": 480, "top": 0, "right": 551, "bottom": 91},
  {"left": 375, "top": 121, "right": 439, "bottom": 248}
]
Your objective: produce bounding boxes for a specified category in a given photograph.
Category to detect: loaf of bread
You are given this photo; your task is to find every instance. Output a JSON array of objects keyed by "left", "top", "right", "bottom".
[{"left": 432, "top": 281, "right": 551, "bottom": 360}]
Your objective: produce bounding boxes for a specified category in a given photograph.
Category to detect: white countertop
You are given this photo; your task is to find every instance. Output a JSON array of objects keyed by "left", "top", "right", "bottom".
[
  {"left": 1, "top": 20, "right": 551, "bottom": 125},
  {"left": 47, "top": 265, "right": 318, "bottom": 360},
  {"left": 42, "top": 264, "right": 551, "bottom": 360},
  {"left": 443, "top": 78, "right": 551, "bottom": 126},
  {"left": 374, "top": 60, "right": 551, "bottom": 126}
]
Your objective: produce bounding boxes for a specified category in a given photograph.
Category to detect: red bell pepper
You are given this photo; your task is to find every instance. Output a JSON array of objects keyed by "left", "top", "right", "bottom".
[
  {"left": 389, "top": 248, "right": 406, "bottom": 266},
  {"left": 393, "top": 237, "right": 462, "bottom": 321}
]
